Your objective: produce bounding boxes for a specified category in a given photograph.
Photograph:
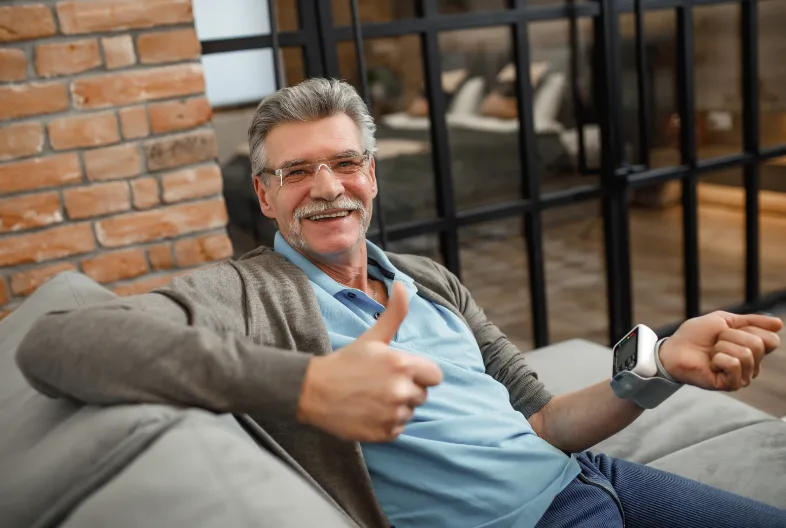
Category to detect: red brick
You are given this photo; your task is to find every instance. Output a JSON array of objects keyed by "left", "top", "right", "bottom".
[
  {"left": 0, "top": 153, "right": 81, "bottom": 194},
  {"left": 174, "top": 233, "right": 232, "bottom": 267},
  {"left": 137, "top": 28, "right": 200, "bottom": 65},
  {"left": 10, "top": 262, "right": 78, "bottom": 296},
  {"left": 148, "top": 242, "right": 173, "bottom": 270},
  {"left": 0, "top": 82, "right": 69, "bottom": 121},
  {"left": 0, "top": 223, "right": 95, "bottom": 267},
  {"left": 0, "top": 278, "right": 8, "bottom": 305},
  {"left": 0, "top": 122, "right": 44, "bottom": 161},
  {"left": 84, "top": 143, "right": 141, "bottom": 181},
  {"left": 144, "top": 129, "right": 217, "bottom": 172},
  {"left": 64, "top": 182, "right": 130, "bottom": 220},
  {"left": 0, "top": 5, "right": 56, "bottom": 43},
  {"left": 82, "top": 248, "right": 148, "bottom": 283},
  {"left": 72, "top": 64, "right": 205, "bottom": 109},
  {"left": 119, "top": 106, "right": 149, "bottom": 139},
  {"left": 96, "top": 198, "right": 228, "bottom": 248},
  {"left": 0, "top": 48, "right": 27, "bottom": 82},
  {"left": 131, "top": 177, "right": 159, "bottom": 209},
  {"left": 148, "top": 97, "right": 211, "bottom": 134},
  {"left": 57, "top": 0, "right": 193, "bottom": 35},
  {"left": 101, "top": 35, "right": 136, "bottom": 69},
  {"left": 0, "top": 192, "right": 62, "bottom": 233},
  {"left": 35, "top": 39, "right": 101, "bottom": 78},
  {"left": 112, "top": 271, "right": 182, "bottom": 296},
  {"left": 47, "top": 111, "right": 119, "bottom": 151},
  {"left": 161, "top": 164, "right": 222, "bottom": 203}
]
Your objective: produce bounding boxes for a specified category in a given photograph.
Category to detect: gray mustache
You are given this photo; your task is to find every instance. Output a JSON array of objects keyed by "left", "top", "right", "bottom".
[{"left": 293, "top": 197, "right": 364, "bottom": 221}]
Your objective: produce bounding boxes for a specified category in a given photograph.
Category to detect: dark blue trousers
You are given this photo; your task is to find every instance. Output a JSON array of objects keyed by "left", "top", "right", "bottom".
[{"left": 535, "top": 451, "right": 786, "bottom": 528}]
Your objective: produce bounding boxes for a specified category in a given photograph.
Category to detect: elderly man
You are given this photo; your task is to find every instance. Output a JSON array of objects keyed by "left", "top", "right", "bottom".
[{"left": 17, "top": 78, "right": 786, "bottom": 528}]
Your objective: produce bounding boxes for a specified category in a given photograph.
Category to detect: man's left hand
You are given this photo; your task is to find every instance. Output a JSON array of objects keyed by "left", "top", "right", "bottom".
[{"left": 659, "top": 312, "right": 783, "bottom": 391}]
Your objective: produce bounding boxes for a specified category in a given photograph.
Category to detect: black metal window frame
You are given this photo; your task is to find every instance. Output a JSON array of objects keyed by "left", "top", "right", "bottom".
[{"left": 202, "top": 0, "right": 786, "bottom": 348}]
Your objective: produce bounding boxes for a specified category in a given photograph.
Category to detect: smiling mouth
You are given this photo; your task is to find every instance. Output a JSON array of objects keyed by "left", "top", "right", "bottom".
[{"left": 306, "top": 210, "right": 353, "bottom": 221}]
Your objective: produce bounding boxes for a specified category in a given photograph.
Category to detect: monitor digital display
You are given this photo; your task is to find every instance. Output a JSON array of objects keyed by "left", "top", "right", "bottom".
[{"left": 614, "top": 327, "right": 639, "bottom": 374}]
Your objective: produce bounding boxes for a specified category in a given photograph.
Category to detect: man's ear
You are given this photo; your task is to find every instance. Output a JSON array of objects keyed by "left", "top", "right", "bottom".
[
  {"left": 253, "top": 175, "right": 277, "bottom": 219},
  {"left": 368, "top": 156, "right": 378, "bottom": 199}
]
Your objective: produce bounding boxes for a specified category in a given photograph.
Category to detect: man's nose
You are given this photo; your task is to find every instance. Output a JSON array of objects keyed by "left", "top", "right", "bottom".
[{"left": 310, "top": 163, "right": 343, "bottom": 201}]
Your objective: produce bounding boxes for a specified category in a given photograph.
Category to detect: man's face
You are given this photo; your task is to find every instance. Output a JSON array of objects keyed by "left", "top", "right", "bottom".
[{"left": 253, "top": 113, "right": 377, "bottom": 258}]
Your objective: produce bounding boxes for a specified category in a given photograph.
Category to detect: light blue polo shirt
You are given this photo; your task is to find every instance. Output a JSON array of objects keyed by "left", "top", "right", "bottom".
[{"left": 274, "top": 232, "right": 580, "bottom": 527}]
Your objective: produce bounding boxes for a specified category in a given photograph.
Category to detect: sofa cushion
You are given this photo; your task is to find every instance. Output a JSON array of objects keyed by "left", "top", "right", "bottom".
[
  {"left": 648, "top": 420, "right": 786, "bottom": 508},
  {"left": 0, "top": 272, "right": 356, "bottom": 528},
  {"left": 525, "top": 339, "right": 786, "bottom": 507},
  {"left": 0, "top": 273, "right": 187, "bottom": 527},
  {"left": 60, "top": 412, "right": 356, "bottom": 528}
]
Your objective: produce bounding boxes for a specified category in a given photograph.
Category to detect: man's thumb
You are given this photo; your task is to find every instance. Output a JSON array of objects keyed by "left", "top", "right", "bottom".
[{"left": 360, "top": 282, "right": 408, "bottom": 344}]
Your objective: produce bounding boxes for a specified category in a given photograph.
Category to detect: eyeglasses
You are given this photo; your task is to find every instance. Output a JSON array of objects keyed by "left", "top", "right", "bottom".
[{"left": 260, "top": 151, "right": 371, "bottom": 188}]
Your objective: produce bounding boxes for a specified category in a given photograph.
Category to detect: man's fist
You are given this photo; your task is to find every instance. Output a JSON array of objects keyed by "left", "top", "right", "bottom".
[
  {"left": 296, "top": 282, "right": 443, "bottom": 442},
  {"left": 659, "top": 311, "right": 783, "bottom": 391}
]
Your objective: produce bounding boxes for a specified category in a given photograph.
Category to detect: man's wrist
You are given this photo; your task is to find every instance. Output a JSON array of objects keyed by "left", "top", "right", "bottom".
[
  {"left": 654, "top": 338, "right": 681, "bottom": 384},
  {"left": 296, "top": 357, "right": 322, "bottom": 425}
]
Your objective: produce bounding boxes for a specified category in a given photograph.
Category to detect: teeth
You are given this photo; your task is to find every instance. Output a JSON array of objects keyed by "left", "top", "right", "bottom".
[{"left": 310, "top": 211, "right": 350, "bottom": 221}]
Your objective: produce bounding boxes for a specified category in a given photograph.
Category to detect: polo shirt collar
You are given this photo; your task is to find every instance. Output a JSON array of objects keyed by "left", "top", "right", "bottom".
[{"left": 273, "top": 231, "right": 416, "bottom": 299}]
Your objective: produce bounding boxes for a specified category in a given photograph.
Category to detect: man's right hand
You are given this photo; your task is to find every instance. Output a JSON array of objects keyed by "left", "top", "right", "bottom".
[{"left": 296, "top": 282, "right": 443, "bottom": 442}]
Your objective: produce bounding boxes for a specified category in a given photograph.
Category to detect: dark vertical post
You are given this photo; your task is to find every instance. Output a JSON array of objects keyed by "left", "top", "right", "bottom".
[
  {"left": 298, "top": 0, "right": 325, "bottom": 77},
  {"left": 568, "top": 0, "right": 589, "bottom": 174},
  {"left": 350, "top": 0, "right": 369, "bottom": 101},
  {"left": 676, "top": 5, "right": 700, "bottom": 319},
  {"left": 595, "top": 0, "right": 634, "bottom": 344},
  {"left": 315, "top": 0, "right": 340, "bottom": 77},
  {"left": 416, "top": 0, "right": 461, "bottom": 276},
  {"left": 510, "top": 0, "right": 549, "bottom": 347},
  {"left": 741, "top": 0, "right": 761, "bottom": 304},
  {"left": 267, "top": 0, "right": 283, "bottom": 89},
  {"left": 349, "top": 0, "right": 389, "bottom": 249},
  {"left": 634, "top": 0, "right": 651, "bottom": 167}
]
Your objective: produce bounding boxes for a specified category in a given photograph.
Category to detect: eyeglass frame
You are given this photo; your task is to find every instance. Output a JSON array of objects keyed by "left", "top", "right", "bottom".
[{"left": 258, "top": 150, "right": 372, "bottom": 188}]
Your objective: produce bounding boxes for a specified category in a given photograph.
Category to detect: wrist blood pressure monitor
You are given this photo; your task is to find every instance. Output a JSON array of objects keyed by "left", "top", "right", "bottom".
[{"left": 610, "top": 324, "right": 683, "bottom": 409}]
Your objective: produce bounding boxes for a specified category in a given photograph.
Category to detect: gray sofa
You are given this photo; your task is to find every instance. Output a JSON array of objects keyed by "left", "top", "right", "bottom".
[{"left": 1, "top": 271, "right": 785, "bottom": 527}]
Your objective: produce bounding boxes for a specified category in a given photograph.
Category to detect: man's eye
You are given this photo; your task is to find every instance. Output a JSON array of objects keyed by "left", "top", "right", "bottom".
[
  {"left": 287, "top": 169, "right": 307, "bottom": 176},
  {"left": 335, "top": 159, "right": 361, "bottom": 169}
]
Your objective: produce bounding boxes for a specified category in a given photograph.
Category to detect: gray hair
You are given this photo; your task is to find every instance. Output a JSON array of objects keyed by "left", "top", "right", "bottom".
[{"left": 248, "top": 78, "right": 377, "bottom": 182}]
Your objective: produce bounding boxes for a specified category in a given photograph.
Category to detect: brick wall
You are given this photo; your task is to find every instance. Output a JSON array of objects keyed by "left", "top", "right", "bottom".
[{"left": 0, "top": 0, "right": 232, "bottom": 318}]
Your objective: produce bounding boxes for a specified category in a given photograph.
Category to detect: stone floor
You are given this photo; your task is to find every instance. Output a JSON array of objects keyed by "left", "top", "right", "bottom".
[{"left": 454, "top": 199, "right": 786, "bottom": 416}]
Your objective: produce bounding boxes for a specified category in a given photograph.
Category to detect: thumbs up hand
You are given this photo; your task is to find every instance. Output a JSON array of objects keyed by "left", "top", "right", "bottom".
[{"left": 296, "top": 282, "right": 443, "bottom": 442}]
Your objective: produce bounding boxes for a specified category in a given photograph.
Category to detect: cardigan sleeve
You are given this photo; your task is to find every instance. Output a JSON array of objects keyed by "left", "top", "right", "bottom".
[{"left": 15, "top": 262, "right": 311, "bottom": 423}]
